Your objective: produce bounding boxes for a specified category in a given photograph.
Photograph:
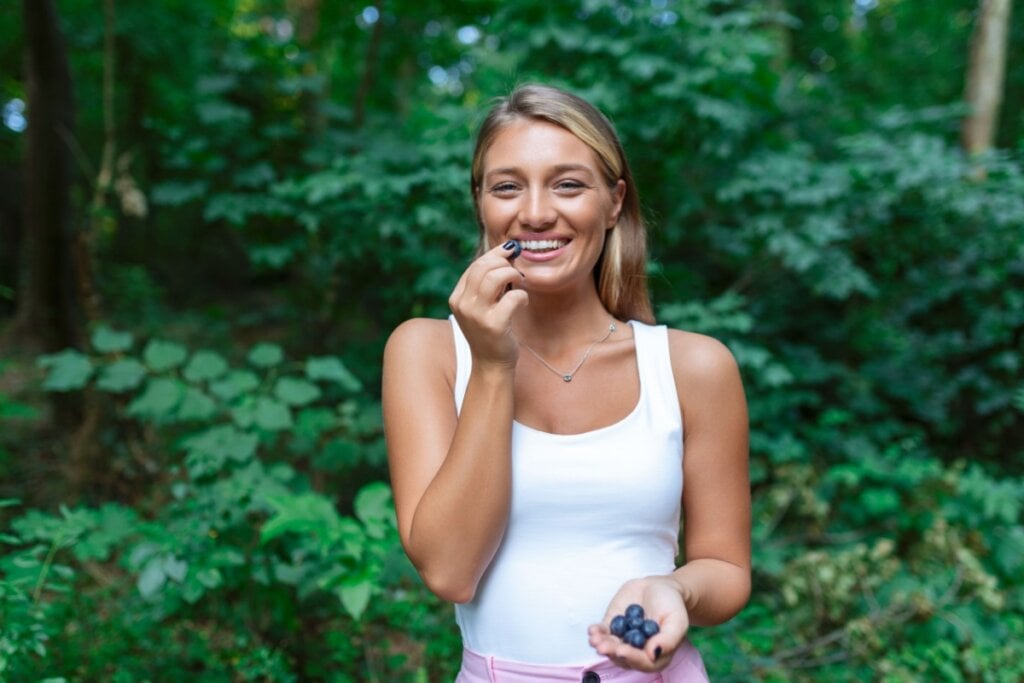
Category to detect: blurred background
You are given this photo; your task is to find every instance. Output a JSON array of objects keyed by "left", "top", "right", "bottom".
[{"left": 1, "top": 0, "right": 1022, "bottom": 680}]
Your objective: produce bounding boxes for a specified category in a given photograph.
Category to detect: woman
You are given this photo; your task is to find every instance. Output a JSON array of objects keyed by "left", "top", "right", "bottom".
[{"left": 383, "top": 84, "right": 750, "bottom": 681}]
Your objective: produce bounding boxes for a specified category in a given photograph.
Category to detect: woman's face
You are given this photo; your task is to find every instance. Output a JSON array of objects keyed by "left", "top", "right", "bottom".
[{"left": 477, "top": 119, "right": 625, "bottom": 293}]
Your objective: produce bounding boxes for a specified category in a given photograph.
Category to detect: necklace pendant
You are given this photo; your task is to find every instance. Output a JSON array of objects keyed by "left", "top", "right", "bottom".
[{"left": 562, "top": 374, "right": 573, "bottom": 382}]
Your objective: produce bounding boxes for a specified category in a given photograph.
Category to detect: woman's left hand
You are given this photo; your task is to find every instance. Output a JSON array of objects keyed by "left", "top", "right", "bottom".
[{"left": 587, "top": 576, "right": 690, "bottom": 672}]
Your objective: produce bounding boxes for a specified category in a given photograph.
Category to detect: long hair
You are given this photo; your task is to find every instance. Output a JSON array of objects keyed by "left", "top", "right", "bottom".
[{"left": 469, "top": 84, "right": 654, "bottom": 324}]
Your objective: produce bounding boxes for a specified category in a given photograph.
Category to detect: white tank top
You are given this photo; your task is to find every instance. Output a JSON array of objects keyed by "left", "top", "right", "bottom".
[{"left": 450, "top": 317, "right": 685, "bottom": 664}]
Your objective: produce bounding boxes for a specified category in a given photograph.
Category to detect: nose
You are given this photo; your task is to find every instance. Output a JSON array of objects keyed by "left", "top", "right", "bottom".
[{"left": 518, "top": 189, "right": 556, "bottom": 228}]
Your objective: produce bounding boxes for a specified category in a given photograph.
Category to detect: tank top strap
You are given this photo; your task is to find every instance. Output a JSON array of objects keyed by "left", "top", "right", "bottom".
[
  {"left": 450, "top": 315, "right": 471, "bottom": 415},
  {"left": 631, "top": 321, "right": 683, "bottom": 431}
]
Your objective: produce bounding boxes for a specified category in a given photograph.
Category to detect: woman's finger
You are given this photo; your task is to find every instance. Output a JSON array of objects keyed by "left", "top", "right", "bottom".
[{"left": 453, "top": 242, "right": 525, "bottom": 314}]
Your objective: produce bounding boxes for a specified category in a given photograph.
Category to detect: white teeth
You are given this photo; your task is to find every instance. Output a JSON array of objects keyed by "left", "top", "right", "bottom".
[{"left": 520, "top": 239, "right": 567, "bottom": 251}]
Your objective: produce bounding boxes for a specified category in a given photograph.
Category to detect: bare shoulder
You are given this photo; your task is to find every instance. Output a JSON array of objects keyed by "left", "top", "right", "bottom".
[
  {"left": 665, "top": 328, "right": 748, "bottom": 447},
  {"left": 665, "top": 328, "right": 741, "bottom": 386},
  {"left": 383, "top": 318, "right": 456, "bottom": 386},
  {"left": 385, "top": 317, "right": 454, "bottom": 356}
]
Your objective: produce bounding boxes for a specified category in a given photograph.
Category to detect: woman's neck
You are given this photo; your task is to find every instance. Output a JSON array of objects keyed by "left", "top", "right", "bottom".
[{"left": 512, "top": 287, "right": 616, "bottom": 355}]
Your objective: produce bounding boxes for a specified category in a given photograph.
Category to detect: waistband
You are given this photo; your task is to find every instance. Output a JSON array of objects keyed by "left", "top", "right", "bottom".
[{"left": 455, "top": 641, "right": 709, "bottom": 682}]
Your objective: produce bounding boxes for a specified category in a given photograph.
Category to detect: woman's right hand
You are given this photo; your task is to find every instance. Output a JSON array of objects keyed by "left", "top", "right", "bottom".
[{"left": 448, "top": 241, "right": 528, "bottom": 370}]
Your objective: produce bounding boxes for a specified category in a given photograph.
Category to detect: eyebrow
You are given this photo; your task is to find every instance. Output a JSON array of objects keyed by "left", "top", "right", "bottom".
[{"left": 483, "top": 163, "right": 597, "bottom": 182}]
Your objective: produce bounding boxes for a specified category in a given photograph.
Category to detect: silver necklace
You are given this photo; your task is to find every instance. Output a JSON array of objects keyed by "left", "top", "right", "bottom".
[{"left": 520, "top": 321, "right": 617, "bottom": 383}]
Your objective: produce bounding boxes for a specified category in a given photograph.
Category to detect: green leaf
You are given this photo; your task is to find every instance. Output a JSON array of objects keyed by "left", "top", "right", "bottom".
[
  {"left": 38, "top": 350, "right": 94, "bottom": 391},
  {"left": 0, "top": 397, "right": 39, "bottom": 419},
  {"left": 97, "top": 358, "right": 147, "bottom": 392},
  {"left": 181, "top": 576, "right": 205, "bottom": 604},
  {"left": 306, "top": 356, "right": 362, "bottom": 391},
  {"left": 196, "top": 100, "right": 251, "bottom": 126},
  {"left": 151, "top": 180, "right": 207, "bottom": 206},
  {"left": 315, "top": 438, "right": 362, "bottom": 471},
  {"left": 142, "top": 339, "right": 188, "bottom": 372},
  {"left": 163, "top": 556, "right": 188, "bottom": 582},
  {"left": 177, "top": 387, "right": 219, "bottom": 421},
  {"left": 993, "top": 526, "right": 1024, "bottom": 575},
  {"left": 234, "top": 161, "right": 276, "bottom": 188},
  {"left": 73, "top": 504, "right": 139, "bottom": 562},
  {"left": 274, "top": 376, "right": 322, "bottom": 406},
  {"left": 182, "top": 424, "right": 258, "bottom": 463},
  {"left": 12, "top": 506, "right": 95, "bottom": 545},
  {"left": 210, "top": 370, "right": 260, "bottom": 401},
  {"left": 230, "top": 395, "right": 258, "bottom": 429},
  {"left": 196, "top": 567, "right": 223, "bottom": 589},
  {"left": 354, "top": 482, "right": 393, "bottom": 527},
  {"left": 183, "top": 350, "right": 229, "bottom": 383},
  {"left": 260, "top": 493, "right": 342, "bottom": 544},
  {"left": 338, "top": 578, "right": 372, "bottom": 620},
  {"left": 127, "top": 378, "right": 186, "bottom": 419},
  {"left": 248, "top": 343, "right": 284, "bottom": 368},
  {"left": 91, "top": 325, "right": 134, "bottom": 353},
  {"left": 862, "top": 488, "right": 901, "bottom": 516},
  {"left": 249, "top": 244, "right": 295, "bottom": 269},
  {"left": 137, "top": 559, "right": 167, "bottom": 598},
  {"left": 294, "top": 407, "right": 339, "bottom": 442},
  {"left": 355, "top": 482, "right": 395, "bottom": 540},
  {"left": 255, "top": 397, "right": 292, "bottom": 431}
]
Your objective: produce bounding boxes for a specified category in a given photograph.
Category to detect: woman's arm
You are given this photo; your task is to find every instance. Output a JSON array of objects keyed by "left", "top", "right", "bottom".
[
  {"left": 589, "top": 330, "right": 749, "bottom": 670},
  {"left": 672, "top": 330, "right": 751, "bottom": 625},
  {"left": 383, "top": 243, "right": 527, "bottom": 603}
]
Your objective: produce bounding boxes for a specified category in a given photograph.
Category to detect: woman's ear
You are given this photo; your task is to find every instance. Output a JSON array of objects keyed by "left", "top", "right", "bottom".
[{"left": 608, "top": 179, "right": 626, "bottom": 228}]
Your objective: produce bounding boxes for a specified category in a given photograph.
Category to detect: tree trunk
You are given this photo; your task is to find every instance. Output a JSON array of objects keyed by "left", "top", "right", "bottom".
[
  {"left": 9, "top": 0, "right": 80, "bottom": 353},
  {"left": 76, "top": 0, "right": 116, "bottom": 327},
  {"left": 353, "top": 7, "right": 384, "bottom": 129},
  {"left": 961, "top": 0, "right": 1012, "bottom": 156},
  {"left": 288, "top": 0, "right": 325, "bottom": 136},
  {"left": 68, "top": 0, "right": 121, "bottom": 500}
]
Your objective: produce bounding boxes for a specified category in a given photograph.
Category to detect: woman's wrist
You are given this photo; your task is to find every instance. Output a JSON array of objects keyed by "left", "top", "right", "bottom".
[
  {"left": 668, "top": 570, "right": 696, "bottom": 612},
  {"left": 470, "top": 358, "right": 517, "bottom": 382}
]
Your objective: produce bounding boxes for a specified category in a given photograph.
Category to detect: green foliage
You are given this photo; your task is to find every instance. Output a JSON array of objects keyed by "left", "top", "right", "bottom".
[
  {"left": 3, "top": 0, "right": 1024, "bottom": 680},
  {"left": 1, "top": 332, "right": 454, "bottom": 681},
  {"left": 36, "top": 351, "right": 93, "bottom": 392}
]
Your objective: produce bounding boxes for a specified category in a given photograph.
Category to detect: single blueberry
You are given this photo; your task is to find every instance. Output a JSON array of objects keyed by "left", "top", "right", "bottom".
[
  {"left": 641, "top": 619, "right": 660, "bottom": 637},
  {"left": 623, "top": 629, "right": 647, "bottom": 648},
  {"left": 609, "top": 615, "right": 627, "bottom": 637},
  {"left": 624, "top": 604, "right": 645, "bottom": 620},
  {"left": 626, "top": 615, "right": 644, "bottom": 630}
]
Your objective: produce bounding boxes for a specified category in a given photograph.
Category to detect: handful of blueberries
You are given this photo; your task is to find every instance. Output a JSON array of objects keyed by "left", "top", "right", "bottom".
[{"left": 609, "top": 603, "right": 660, "bottom": 648}]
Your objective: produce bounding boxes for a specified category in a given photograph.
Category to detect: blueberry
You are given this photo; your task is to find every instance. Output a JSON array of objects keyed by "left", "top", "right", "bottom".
[
  {"left": 624, "top": 604, "right": 645, "bottom": 621},
  {"left": 610, "top": 605, "right": 655, "bottom": 649},
  {"left": 623, "top": 629, "right": 647, "bottom": 648}
]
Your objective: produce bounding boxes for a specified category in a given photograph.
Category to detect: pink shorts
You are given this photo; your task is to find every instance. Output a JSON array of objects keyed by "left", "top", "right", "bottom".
[{"left": 454, "top": 641, "right": 710, "bottom": 682}]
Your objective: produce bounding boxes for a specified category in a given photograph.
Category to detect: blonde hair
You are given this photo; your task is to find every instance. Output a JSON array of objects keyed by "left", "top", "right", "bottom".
[{"left": 470, "top": 84, "right": 654, "bottom": 324}]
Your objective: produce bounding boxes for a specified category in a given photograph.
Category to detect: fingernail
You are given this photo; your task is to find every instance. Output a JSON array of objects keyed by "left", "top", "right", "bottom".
[
  {"left": 654, "top": 646, "right": 662, "bottom": 660},
  {"left": 503, "top": 240, "right": 522, "bottom": 258}
]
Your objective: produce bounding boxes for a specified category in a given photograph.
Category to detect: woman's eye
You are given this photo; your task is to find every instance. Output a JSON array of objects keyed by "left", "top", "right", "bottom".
[
  {"left": 489, "top": 182, "right": 518, "bottom": 194},
  {"left": 556, "top": 180, "right": 586, "bottom": 191}
]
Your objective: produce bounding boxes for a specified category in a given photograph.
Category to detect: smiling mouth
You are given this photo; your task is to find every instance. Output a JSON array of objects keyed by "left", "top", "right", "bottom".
[{"left": 520, "top": 239, "right": 569, "bottom": 253}]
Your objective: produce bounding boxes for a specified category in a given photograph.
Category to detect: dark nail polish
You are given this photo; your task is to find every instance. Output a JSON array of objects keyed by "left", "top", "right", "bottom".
[
  {"left": 503, "top": 240, "right": 522, "bottom": 259},
  {"left": 654, "top": 646, "right": 662, "bottom": 660}
]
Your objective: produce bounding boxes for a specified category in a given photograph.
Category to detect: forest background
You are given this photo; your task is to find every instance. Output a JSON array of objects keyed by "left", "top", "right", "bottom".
[{"left": 1, "top": 0, "right": 1023, "bottom": 681}]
